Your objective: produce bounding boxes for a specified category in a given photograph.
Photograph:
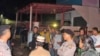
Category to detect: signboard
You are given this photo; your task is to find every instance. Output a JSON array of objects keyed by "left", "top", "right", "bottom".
[
  {"left": 56, "top": 0, "right": 82, "bottom": 5},
  {"left": 56, "top": 0, "right": 99, "bottom": 8},
  {"left": 33, "top": 22, "right": 39, "bottom": 28}
]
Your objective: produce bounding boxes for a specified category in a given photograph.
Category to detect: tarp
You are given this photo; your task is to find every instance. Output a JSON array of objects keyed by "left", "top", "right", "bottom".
[{"left": 18, "top": 3, "right": 73, "bottom": 14}]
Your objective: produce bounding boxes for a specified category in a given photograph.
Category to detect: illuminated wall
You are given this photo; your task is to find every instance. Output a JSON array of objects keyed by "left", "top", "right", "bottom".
[{"left": 73, "top": 5, "right": 100, "bottom": 30}]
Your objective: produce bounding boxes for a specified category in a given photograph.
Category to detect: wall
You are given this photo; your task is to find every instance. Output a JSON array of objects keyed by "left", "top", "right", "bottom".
[
  {"left": 56, "top": 12, "right": 71, "bottom": 21},
  {"left": 69, "top": 10, "right": 81, "bottom": 26},
  {"left": 56, "top": 10, "right": 81, "bottom": 26},
  {"left": 73, "top": 5, "right": 100, "bottom": 30}
]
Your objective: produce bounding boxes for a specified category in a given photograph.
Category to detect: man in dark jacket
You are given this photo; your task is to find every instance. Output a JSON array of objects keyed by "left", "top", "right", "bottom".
[{"left": 29, "top": 26, "right": 39, "bottom": 50}]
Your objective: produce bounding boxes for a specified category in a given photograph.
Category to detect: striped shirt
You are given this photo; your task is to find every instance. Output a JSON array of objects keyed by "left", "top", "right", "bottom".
[{"left": 0, "top": 40, "right": 12, "bottom": 56}]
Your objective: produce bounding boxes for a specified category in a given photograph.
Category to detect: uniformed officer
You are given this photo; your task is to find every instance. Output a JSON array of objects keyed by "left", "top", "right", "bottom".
[
  {"left": 0, "top": 25, "right": 12, "bottom": 56},
  {"left": 29, "top": 36, "right": 51, "bottom": 56},
  {"left": 58, "top": 29, "right": 76, "bottom": 56}
]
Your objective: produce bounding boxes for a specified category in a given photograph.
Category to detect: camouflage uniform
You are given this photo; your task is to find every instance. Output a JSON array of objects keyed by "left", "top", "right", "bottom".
[{"left": 81, "top": 49, "right": 99, "bottom": 56}]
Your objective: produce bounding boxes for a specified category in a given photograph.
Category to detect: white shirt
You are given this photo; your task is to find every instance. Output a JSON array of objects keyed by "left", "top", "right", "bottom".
[
  {"left": 27, "top": 31, "right": 33, "bottom": 46},
  {"left": 53, "top": 34, "right": 62, "bottom": 50},
  {"left": 91, "top": 35, "right": 100, "bottom": 52}
]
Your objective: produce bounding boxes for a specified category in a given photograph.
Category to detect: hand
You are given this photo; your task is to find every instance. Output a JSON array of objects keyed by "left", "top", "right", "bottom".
[
  {"left": 29, "top": 47, "right": 32, "bottom": 49},
  {"left": 11, "top": 43, "right": 14, "bottom": 46},
  {"left": 95, "top": 45, "right": 100, "bottom": 48},
  {"left": 51, "top": 40, "right": 54, "bottom": 44},
  {"left": 49, "top": 44, "right": 52, "bottom": 48},
  {"left": 47, "top": 25, "right": 50, "bottom": 28},
  {"left": 57, "top": 42, "right": 61, "bottom": 45}
]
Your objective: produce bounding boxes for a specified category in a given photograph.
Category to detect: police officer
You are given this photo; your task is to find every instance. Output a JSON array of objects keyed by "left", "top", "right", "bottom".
[
  {"left": 58, "top": 29, "right": 76, "bottom": 56},
  {"left": 0, "top": 25, "right": 12, "bottom": 56},
  {"left": 29, "top": 36, "right": 51, "bottom": 56}
]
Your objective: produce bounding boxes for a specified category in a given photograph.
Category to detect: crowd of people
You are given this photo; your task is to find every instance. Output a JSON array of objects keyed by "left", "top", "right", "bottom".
[{"left": 0, "top": 25, "right": 100, "bottom": 56}]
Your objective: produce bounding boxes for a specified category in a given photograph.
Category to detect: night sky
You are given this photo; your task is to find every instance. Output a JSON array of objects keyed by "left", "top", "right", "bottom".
[{"left": 0, "top": 0, "right": 56, "bottom": 20}]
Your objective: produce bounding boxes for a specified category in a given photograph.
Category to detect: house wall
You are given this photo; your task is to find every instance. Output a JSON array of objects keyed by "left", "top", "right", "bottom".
[{"left": 73, "top": 5, "right": 100, "bottom": 30}]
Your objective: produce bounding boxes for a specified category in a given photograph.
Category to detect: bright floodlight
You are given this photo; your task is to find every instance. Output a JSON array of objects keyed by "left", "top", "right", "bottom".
[{"left": 53, "top": 23, "right": 58, "bottom": 28}]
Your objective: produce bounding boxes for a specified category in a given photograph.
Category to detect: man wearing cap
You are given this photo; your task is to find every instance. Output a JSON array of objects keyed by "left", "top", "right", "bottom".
[
  {"left": 0, "top": 25, "right": 12, "bottom": 56},
  {"left": 29, "top": 36, "right": 51, "bottom": 56},
  {"left": 58, "top": 29, "right": 76, "bottom": 56}
]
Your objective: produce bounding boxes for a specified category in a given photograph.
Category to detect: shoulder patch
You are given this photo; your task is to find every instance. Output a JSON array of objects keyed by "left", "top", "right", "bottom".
[{"left": 68, "top": 44, "right": 74, "bottom": 49}]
